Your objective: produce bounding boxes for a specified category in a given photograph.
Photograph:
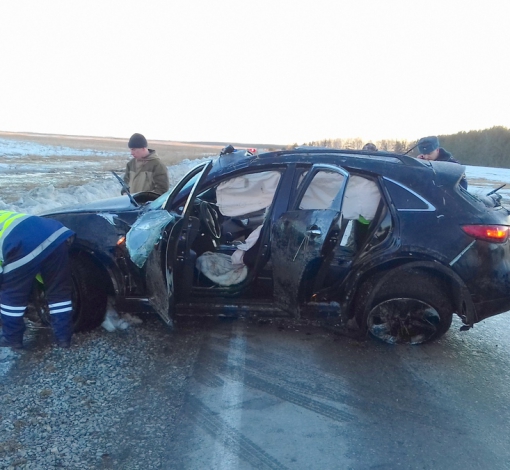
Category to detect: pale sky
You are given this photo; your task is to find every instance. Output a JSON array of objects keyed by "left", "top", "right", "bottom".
[{"left": 1, "top": 0, "right": 509, "bottom": 145}]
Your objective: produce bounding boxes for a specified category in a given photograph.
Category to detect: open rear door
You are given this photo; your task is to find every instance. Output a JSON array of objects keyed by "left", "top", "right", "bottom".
[
  {"left": 271, "top": 165, "right": 349, "bottom": 316},
  {"left": 145, "top": 161, "right": 213, "bottom": 326}
]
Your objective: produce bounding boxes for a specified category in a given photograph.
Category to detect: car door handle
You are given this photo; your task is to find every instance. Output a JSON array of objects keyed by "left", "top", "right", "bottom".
[{"left": 306, "top": 228, "right": 322, "bottom": 238}]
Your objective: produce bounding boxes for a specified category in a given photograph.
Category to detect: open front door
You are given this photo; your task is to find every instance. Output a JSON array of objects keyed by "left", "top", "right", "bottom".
[
  {"left": 145, "top": 161, "right": 213, "bottom": 326},
  {"left": 271, "top": 165, "right": 349, "bottom": 316},
  {"left": 145, "top": 235, "right": 175, "bottom": 326}
]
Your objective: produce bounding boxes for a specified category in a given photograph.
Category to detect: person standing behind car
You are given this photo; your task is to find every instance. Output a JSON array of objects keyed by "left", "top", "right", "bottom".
[
  {"left": 0, "top": 211, "right": 74, "bottom": 349},
  {"left": 123, "top": 133, "right": 170, "bottom": 195},
  {"left": 416, "top": 136, "right": 468, "bottom": 189}
]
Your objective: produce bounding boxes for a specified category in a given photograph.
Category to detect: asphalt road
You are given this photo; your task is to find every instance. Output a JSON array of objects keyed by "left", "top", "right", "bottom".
[
  {"left": 2, "top": 313, "right": 510, "bottom": 469},
  {"left": 166, "top": 314, "right": 510, "bottom": 470}
]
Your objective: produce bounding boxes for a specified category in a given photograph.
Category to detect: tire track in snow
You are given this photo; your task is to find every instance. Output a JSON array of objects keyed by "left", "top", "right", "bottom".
[
  {"left": 210, "top": 321, "right": 247, "bottom": 470},
  {"left": 186, "top": 395, "right": 288, "bottom": 470}
]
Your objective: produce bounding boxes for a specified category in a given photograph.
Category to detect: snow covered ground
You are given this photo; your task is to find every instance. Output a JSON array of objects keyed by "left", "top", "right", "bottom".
[
  {"left": 0, "top": 137, "right": 211, "bottom": 213},
  {"left": 1, "top": 136, "right": 510, "bottom": 214}
]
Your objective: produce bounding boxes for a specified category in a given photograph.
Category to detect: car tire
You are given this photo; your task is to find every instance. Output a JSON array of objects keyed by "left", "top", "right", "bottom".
[
  {"left": 30, "top": 255, "right": 108, "bottom": 332},
  {"left": 70, "top": 255, "right": 108, "bottom": 331},
  {"left": 360, "top": 273, "right": 453, "bottom": 345}
]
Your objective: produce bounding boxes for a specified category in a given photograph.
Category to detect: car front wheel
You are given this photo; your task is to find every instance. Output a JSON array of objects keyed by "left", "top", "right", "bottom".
[{"left": 29, "top": 254, "right": 108, "bottom": 332}]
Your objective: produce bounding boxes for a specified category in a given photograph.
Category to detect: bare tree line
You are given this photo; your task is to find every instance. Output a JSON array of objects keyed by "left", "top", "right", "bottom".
[
  {"left": 285, "top": 137, "right": 411, "bottom": 153},
  {"left": 283, "top": 126, "right": 510, "bottom": 168}
]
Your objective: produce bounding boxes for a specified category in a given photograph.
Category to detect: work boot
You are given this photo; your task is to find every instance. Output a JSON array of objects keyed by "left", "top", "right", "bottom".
[
  {"left": 51, "top": 312, "right": 73, "bottom": 347},
  {"left": 0, "top": 314, "right": 26, "bottom": 348}
]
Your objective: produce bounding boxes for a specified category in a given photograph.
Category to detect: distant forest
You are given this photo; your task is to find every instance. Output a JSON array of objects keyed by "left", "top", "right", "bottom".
[{"left": 294, "top": 126, "right": 510, "bottom": 168}]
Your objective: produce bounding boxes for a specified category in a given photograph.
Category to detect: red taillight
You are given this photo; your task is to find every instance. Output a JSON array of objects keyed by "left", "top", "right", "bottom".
[{"left": 461, "top": 225, "right": 509, "bottom": 243}]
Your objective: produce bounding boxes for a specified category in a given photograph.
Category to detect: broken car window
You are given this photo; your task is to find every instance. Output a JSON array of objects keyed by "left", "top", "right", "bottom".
[{"left": 126, "top": 211, "right": 174, "bottom": 267}]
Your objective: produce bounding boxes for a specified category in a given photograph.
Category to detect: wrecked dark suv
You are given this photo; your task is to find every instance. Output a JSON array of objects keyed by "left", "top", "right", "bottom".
[{"left": 36, "top": 147, "right": 510, "bottom": 345}]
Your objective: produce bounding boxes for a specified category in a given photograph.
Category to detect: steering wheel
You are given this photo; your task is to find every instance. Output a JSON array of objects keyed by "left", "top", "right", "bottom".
[{"left": 199, "top": 201, "right": 221, "bottom": 240}]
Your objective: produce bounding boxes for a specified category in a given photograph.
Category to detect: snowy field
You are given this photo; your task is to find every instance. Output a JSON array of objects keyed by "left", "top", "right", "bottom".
[
  {"left": 1, "top": 136, "right": 510, "bottom": 214},
  {"left": 0, "top": 137, "right": 213, "bottom": 213}
]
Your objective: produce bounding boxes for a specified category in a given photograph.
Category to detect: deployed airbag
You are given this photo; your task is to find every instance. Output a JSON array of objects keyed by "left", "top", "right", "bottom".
[
  {"left": 300, "top": 172, "right": 380, "bottom": 220},
  {"left": 196, "top": 252, "right": 248, "bottom": 286},
  {"left": 216, "top": 171, "right": 281, "bottom": 216},
  {"left": 343, "top": 176, "right": 380, "bottom": 220}
]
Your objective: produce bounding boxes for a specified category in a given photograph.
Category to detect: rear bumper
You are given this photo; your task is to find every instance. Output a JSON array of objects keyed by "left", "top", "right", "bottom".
[{"left": 474, "top": 297, "right": 510, "bottom": 322}]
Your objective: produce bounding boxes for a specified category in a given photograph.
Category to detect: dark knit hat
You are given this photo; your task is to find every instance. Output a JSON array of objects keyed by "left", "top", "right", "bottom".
[
  {"left": 417, "top": 136, "right": 439, "bottom": 155},
  {"left": 362, "top": 143, "right": 378, "bottom": 152},
  {"left": 128, "top": 133, "right": 148, "bottom": 149}
]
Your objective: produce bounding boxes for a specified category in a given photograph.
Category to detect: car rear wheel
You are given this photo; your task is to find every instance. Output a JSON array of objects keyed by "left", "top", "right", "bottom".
[
  {"left": 29, "top": 255, "right": 108, "bottom": 332},
  {"left": 362, "top": 274, "right": 453, "bottom": 345}
]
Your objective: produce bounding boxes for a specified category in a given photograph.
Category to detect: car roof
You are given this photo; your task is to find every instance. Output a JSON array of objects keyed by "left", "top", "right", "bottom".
[
  {"left": 214, "top": 147, "right": 420, "bottom": 173},
  {"left": 203, "top": 147, "right": 467, "bottom": 202},
  {"left": 211, "top": 146, "right": 456, "bottom": 178}
]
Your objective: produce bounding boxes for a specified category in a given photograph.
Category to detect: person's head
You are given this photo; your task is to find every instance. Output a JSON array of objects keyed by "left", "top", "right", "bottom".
[
  {"left": 128, "top": 133, "right": 149, "bottom": 159},
  {"left": 362, "top": 143, "right": 378, "bottom": 152},
  {"left": 417, "top": 136, "right": 440, "bottom": 160}
]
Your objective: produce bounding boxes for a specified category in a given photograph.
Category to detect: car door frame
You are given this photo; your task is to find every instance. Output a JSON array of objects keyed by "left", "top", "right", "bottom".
[{"left": 145, "top": 161, "right": 213, "bottom": 325}]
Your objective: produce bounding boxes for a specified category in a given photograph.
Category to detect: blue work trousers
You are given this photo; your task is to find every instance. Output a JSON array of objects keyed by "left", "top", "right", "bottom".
[{"left": 0, "top": 242, "right": 73, "bottom": 345}]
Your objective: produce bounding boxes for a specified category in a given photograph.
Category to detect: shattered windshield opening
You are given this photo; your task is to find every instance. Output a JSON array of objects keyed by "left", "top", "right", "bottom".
[
  {"left": 146, "top": 163, "right": 207, "bottom": 212},
  {"left": 145, "top": 191, "right": 171, "bottom": 211}
]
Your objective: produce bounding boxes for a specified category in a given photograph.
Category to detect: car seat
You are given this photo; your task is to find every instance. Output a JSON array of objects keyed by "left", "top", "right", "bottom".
[{"left": 195, "top": 224, "right": 263, "bottom": 286}]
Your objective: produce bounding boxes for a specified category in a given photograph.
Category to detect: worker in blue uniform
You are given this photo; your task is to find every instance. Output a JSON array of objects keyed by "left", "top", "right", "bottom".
[{"left": 0, "top": 210, "right": 75, "bottom": 349}]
